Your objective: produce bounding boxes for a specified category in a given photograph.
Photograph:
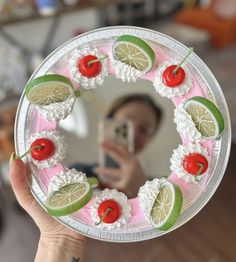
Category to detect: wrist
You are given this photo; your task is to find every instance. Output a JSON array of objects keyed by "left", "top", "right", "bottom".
[
  {"left": 35, "top": 233, "right": 86, "bottom": 262},
  {"left": 40, "top": 232, "right": 86, "bottom": 249}
]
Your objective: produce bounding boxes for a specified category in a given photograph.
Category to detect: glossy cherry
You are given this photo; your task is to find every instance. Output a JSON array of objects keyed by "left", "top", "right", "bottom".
[
  {"left": 182, "top": 153, "right": 208, "bottom": 176},
  {"left": 30, "top": 138, "right": 55, "bottom": 161},
  {"left": 97, "top": 199, "right": 120, "bottom": 224},
  {"left": 162, "top": 65, "right": 185, "bottom": 87},
  {"left": 78, "top": 55, "right": 101, "bottom": 78},
  {"left": 162, "top": 47, "right": 194, "bottom": 88}
]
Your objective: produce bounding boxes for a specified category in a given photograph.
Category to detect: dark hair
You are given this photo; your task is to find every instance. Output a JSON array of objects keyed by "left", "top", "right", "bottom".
[{"left": 106, "top": 93, "right": 163, "bottom": 132}]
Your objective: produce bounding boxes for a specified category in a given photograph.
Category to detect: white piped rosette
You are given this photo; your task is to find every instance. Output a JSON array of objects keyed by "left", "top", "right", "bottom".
[
  {"left": 174, "top": 103, "right": 202, "bottom": 141},
  {"left": 37, "top": 95, "right": 76, "bottom": 121},
  {"left": 110, "top": 55, "right": 143, "bottom": 82},
  {"left": 69, "top": 46, "right": 108, "bottom": 89},
  {"left": 153, "top": 61, "right": 192, "bottom": 98},
  {"left": 28, "top": 130, "right": 67, "bottom": 169},
  {"left": 91, "top": 188, "right": 131, "bottom": 230},
  {"left": 48, "top": 168, "right": 87, "bottom": 195},
  {"left": 170, "top": 143, "right": 209, "bottom": 183},
  {"left": 138, "top": 178, "right": 167, "bottom": 224}
]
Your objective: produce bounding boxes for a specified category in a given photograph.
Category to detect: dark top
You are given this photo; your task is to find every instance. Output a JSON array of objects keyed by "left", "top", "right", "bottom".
[{"left": 69, "top": 163, "right": 97, "bottom": 178}]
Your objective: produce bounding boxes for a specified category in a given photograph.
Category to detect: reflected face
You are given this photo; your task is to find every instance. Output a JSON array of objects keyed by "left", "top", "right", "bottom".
[{"left": 113, "top": 101, "right": 159, "bottom": 154}]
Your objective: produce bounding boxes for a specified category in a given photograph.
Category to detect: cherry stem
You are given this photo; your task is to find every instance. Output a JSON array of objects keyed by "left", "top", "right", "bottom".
[
  {"left": 88, "top": 55, "right": 108, "bottom": 66},
  {"left": 17, "top": 145, "right": 43, "bottom": 159},
  {"left": 95, "top": 208, "right": 112, "bottom": 226},
  {"left": 194, "top": 162, "right": 204, "bottom": 182},
  {"left": 172, "top": 47, "right": 194, "bottom": 75}
]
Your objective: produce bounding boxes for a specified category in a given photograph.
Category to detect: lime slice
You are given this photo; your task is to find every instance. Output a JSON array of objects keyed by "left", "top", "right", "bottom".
[
  {"left": 45, "top": 182, "right": 92, "bottom": 216},
  {"left": 150, "top": 181, "right": 183, "bottom": 231},
  {"left": 25, "top": 74, "right": 74, "bottom": 106},
  {"left": 112, "top": 35, "right": 155, "bottom": 72},
  {"left": 88, "top": 177, "right": 99, "bottom": 189},
  {"left": 184, "top": 96, "right": 224, "bottom": 139}
]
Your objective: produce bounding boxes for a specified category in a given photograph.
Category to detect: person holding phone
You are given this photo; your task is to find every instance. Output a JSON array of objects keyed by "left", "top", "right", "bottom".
[
  {"left": 71, "top": 93, "right": 162, "bottom": 198},
  {"left": 93, "top": 94, "right": 163, "bottom": 198}
]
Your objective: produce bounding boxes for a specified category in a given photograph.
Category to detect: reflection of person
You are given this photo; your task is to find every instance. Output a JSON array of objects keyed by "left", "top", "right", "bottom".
[
  {"left": 72, "top": 94, "right": 163, "bottom": 198},
  {"left": 94, "top": 94, "right": 163, "bottom": 198}
]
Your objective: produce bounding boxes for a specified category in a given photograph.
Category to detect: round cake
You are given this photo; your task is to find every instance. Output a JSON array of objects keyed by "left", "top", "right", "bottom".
[{"left": 14, "top": 26, "right": 231, "bottom": 242}]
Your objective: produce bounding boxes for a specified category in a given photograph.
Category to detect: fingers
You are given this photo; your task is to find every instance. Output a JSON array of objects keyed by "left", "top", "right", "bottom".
[
  {"left": 9, "top": 157, "right": 53, "bottom": 227},
  {"left": 94, "top": 167, "right": 121, "bottom": 184},
  {"left": 9, "top": 158, "right": 35, "bottom": 212},
  {"left": 101, "top": 141, "right": 130, "bottom": 165},
  {"left": 94, "top": 167, "right": 120, "bottom": 178},
  {"left": 102, "top": 141, "right": 129, "bottom": 156},
  {"left": 93, "top": 166, "right": 131, "bottom": 196}
]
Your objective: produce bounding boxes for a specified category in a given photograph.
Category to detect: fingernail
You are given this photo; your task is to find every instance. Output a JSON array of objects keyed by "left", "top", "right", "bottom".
[{"left": 9, "top": 152, "right": 16, "bottom": 167}]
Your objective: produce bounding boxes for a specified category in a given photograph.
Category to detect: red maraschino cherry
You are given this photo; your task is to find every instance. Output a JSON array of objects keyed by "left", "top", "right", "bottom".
[
  {"left": 162, "top": 47, "right": 194, "bottom": 87},
  {"left": 30, "top": 138, "right": 55, "bottom": 160},
  {"left": 162, "top": 65, "right": 185, "bottom": 87},
  {"left": 182, "top": 153, "right": 208, "bottom": 178},
  {"left": 18, "top": 138, "right": 55, "bottom": 161},
  {"left": 96, "top": 199, "right": 120, "bottom": 225},
  {"left": 78, "top": 55, "right": 107, "bottom": 78}
]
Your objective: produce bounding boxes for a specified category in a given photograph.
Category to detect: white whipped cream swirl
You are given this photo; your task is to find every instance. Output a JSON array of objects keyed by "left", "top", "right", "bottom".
[
  {"left": 28, "top": 130, "right": 67, "bottom": 169},
  {"left": 170, "top": 143, "right": 209, "bottom": 183},
  {"left": 110, "top": 55, "right": 143, "bottom": 82},
  {"left": 91, "top": 188, "right": 131, "bottom": 230},
  {"left": 48, "top": 168, "right": 87, "bottom": 195},
  {"left": 37, "top": 95, "right": 76, "bottom": 121},
  {"left": 174, "top": 103, "right": 202, "bottom": 141},
  {"left": 138, "top": 178, "right": 167, "bottom": 224},
  {"left": 153, "top": 61, "right": 192, "bottom": 98},
  {"left": 69, "top": 46, "right": 108, "bottom": 89}
]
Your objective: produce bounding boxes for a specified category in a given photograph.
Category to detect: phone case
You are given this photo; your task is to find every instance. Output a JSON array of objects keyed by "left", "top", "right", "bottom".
[{"left": 99, "top": 119, "right": 134, "bottom": 168}]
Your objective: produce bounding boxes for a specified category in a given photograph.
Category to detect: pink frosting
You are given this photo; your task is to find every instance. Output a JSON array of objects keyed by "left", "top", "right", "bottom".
[{"left": 29, "top": 42, "right": 214, "bottom": 228}]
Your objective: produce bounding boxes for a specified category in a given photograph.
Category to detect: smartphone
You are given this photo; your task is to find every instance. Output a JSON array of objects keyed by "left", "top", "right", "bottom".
[{"left": 99, "top": 119, "right": 134, "bottom": 168}]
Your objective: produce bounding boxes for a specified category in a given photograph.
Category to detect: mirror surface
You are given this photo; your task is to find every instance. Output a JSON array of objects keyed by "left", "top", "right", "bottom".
[{"left": 58, "top": 76, "right": 181, "bottom": 198}]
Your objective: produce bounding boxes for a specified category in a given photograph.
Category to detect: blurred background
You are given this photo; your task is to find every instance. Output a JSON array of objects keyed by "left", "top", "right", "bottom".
[{"left": 0, "top": 0, "right": 235, "bottom": 261}]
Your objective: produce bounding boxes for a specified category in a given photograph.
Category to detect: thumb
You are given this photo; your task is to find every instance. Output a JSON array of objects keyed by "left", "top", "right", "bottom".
[
  {"left": 8, "top": 157, "right": 50, "bottom": 224},
  {"left": 9, "top": 157, "right": 36, "bottom": 212}
]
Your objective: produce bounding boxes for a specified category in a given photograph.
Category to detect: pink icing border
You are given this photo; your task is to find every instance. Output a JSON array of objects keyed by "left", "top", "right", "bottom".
[{"left": 29, "top": 42, "right": 214, "bottom": 229}]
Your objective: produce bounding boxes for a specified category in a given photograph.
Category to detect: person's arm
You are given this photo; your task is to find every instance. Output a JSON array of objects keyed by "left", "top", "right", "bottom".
[
  {"left": 9, "top": 156, "right": 86, "bottom": 262},
  {"left": 35, "top": 235, "right": 85, "bottom": 262}
]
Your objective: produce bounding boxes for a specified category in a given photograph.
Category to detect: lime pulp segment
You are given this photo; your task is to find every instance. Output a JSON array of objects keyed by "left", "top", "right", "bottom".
[
  {"left": 45, "top": 182, "right": 92, "bottom": 216},
  {"left": 150, "top": 182, "right": 183, "bottom": 231},
  {"left": 112, "top": 35, "right": 155, "bottom": 73},
  {"left": 25, "top": 74, "right": 74, "bottom": 106},
  {"left": 184, "top": 96, "right": 224, "bottom": 138}
]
